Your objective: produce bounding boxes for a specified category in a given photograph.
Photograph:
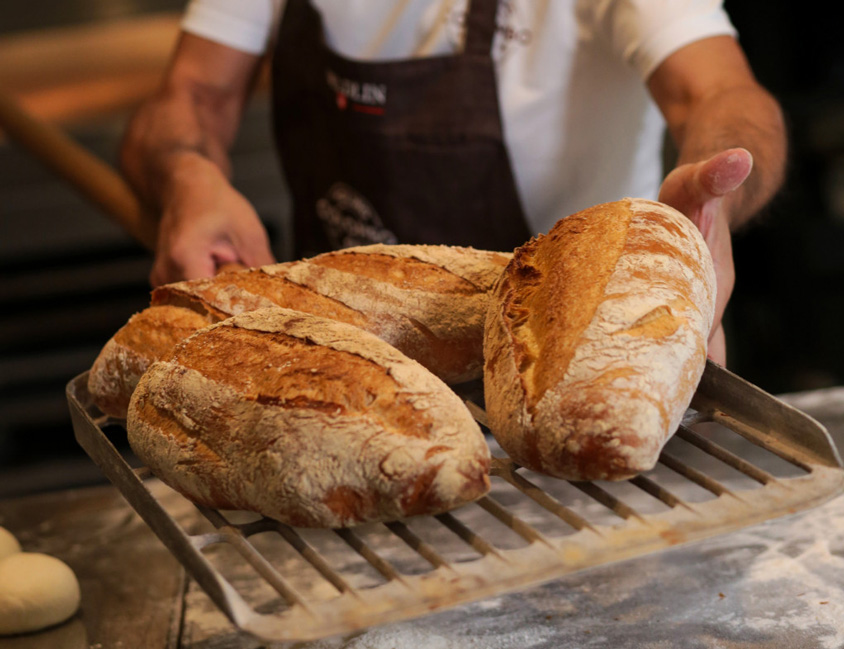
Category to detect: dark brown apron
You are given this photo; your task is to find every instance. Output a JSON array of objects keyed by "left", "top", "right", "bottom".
[{"left": 271, "top": 0, "right": 531, "bottom": 258}]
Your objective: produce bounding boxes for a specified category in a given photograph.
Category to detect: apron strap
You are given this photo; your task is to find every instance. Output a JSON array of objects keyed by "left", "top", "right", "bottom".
[{"left": 463, "top": 0, "right": 499, "bottom": 56}]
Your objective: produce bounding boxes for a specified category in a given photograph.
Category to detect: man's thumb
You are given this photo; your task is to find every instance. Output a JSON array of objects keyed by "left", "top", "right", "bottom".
[{"left": 699, "top": 148, "right": 753, "bottom": 197}]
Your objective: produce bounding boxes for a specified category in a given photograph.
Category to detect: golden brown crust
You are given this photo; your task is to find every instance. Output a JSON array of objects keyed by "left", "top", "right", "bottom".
[
  {"left": 90, "top": 244, "right": 512, "bottom": 419},
  {"left": 150, "top": 274, "right": 279, "bottom": 320},
  {"left": 169, "top": 326, "right": 438, "bottom": 438},
  {"left": 259, "top": 245, "right": 511, "bottom": 383},
  {"left": 87, "top": 306, "right": 210, "bottom": 418},
  {"left": 151, "top": 262, "right": 372, "bottom": 329},
  {"left": 526, "top": 202, "right": 633, "bottom": 407},
  {"left": 149, "top": 247, "right": 510, "bottom": 385},
  {"left": 484, "top": 198, "right": 716, "bottom": 481},
  {"left": 310, "top": 250, "right": 479, "bottom": 295},
  {"left": 127, "top": 307, "right": 491, "bottom": 528}
]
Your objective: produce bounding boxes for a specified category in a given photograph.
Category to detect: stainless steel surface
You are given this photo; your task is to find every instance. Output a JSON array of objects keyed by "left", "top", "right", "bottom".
[{"left": 64, "top": 361, "right": 844, "bottom": 645}]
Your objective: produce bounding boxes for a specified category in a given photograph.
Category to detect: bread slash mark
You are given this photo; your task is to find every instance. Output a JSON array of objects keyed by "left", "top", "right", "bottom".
[{"left": 615, "top": 305, "right": 683, "bottom": 339}]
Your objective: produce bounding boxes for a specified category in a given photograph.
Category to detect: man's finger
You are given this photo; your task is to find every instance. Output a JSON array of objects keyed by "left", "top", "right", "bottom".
[
  {"left": 697, "top": 148, "right": 753, "bottom": 197},
  {"left": 168, "top": 249, "right": 217, "bottom": 285},
  {"left": 232, "top": 230, "right": 276, "bottom": 269}
]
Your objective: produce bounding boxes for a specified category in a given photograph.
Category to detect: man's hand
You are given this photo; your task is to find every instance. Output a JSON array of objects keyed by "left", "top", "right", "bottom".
[
  {"left": 150, "top": 153, "right": 275, "bottom": 286},
  {"left": 648, "top": 34, "right": 787, "bottom": 365},
  {"left": 658, "top": 148, "right": 753, "bottom": 365},
  {"left": 117, "top": 33, "right": 273, "bottom": 286}
]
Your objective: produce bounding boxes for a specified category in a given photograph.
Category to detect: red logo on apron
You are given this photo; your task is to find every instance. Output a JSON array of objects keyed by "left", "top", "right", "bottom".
[{"left": 327, "top": 70, "right": 385, "bottom": 115}]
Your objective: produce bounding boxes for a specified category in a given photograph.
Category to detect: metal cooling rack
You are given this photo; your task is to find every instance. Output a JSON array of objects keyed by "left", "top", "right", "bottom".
[{"left": 66, "top": 361, "right": 844, "bottom": 644}]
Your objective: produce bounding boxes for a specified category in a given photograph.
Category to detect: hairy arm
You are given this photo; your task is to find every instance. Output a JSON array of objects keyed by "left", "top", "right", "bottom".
[
  {"left": 121, "top": 33, "right": 275, "bottom": 285},
  {"left": 647, "top": 35, "right": 788, "bottom": 363},
  {"left": 648, "top": 35, "right": 787, "bottom": 229}
]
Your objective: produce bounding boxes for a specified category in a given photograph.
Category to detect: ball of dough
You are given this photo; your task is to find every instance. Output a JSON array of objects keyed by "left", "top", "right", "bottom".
[
  {"left": 0, "top": 528, "right": 20, "bottom": 561},
  {"left": 0, "top": 553, "right": 81, "bottom": 635}
]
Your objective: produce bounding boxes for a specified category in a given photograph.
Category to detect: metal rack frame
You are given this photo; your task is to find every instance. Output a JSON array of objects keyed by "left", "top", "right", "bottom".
[{"left": 66, "top": 361, "right": 844, "bottom": 644}]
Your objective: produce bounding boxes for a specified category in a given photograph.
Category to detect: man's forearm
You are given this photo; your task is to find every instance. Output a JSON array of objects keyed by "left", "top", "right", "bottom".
[
  {"left": 120, "top": 83, "right": 238, "bottom": 212},
  {"left": 671, "top": 83, "right": 787, "bottom": 230},
  {"left": 120, "top": 32, "right": 261, "bottom": 214},
  {"left": 648, "top": 36, "right": 789, "bottom": 230}
]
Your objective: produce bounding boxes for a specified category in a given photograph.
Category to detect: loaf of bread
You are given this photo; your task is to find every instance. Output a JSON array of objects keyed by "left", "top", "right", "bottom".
[
  {"left": 88, "top": 244, "right": 510, "bottom": 418},
  {"left": 483, "top": 198, "right": 716, "bottom": 481},
  {"left": 127, "top": 307, "right": 491, "bottom": 527},
  {"left": 87, "top": 305, "right": 210, "bottom": 417},
  {"left": 153, "top": 244, "right": 511, "bottom": 383}
]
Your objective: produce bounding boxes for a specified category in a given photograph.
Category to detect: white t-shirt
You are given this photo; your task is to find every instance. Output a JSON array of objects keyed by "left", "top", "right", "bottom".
[{"left": 182, "top": 0, "right": 736, "bottom": 235}]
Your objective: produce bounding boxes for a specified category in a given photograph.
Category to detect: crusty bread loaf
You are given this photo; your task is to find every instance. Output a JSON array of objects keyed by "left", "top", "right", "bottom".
[
  {"left": 483, "top": 198, "right": 716, "bottom": 481},
  {"left": 88, "top": 244, "right": 510, "bottom": 418},
  {"left": 87, "top": 305, "right": 210, "bottom": 418},
  {"left": 154, "top": 244, "right": 511, "bottom": 383},
  {"left": 127, "top": 307, "right": 491, "bottom": 528}
]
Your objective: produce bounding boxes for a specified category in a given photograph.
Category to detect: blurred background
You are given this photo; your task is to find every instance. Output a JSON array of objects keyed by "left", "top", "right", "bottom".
[{"left": 1, "top": 1, "right": 842, "bottom": 498}]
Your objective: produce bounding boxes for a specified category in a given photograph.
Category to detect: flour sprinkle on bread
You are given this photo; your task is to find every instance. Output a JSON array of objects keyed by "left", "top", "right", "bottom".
[
  {"left": 483, "top": 198, "right": 716, "bottom": 481},
  {"left": 127, "top": 307, "right": 491, "bottom": 528}
]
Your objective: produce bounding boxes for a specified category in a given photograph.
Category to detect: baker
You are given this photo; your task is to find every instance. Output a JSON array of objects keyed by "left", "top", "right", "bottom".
[{"left": 119, "top": 0, "right": 786, "bottom": 365}]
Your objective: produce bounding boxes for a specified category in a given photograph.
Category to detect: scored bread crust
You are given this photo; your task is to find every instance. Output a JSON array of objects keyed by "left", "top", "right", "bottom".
[
  {"left": 127, "top": 307, "right": 491, "bottom": 528},
  {"left": 484, "top": 198, "right": 716, "bottom": 481},
  {"left": 87, "top": 305, "right": 210, "bottom": 418},
  {"left": 263, "top": 244, "right": 511, "bottom": 384},
  {"left": 89, "top": 244, "right": 510, "bottom": 419},
  {"left": 154, "top": 244, "right": 512, "bottom": 384}
]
